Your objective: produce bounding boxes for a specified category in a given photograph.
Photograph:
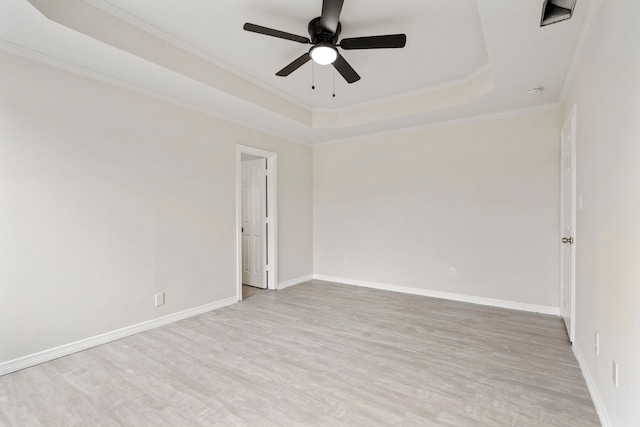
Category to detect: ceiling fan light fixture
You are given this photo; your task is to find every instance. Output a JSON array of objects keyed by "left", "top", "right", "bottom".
[{"left": 310, "top": 43, "right": 338, "bottom": 65}]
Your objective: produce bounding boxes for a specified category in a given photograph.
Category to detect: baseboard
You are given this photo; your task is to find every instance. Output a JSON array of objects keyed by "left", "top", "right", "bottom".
[
  {"left": 278, "top": 274, "right": 313, "bottom": 290},
  {"left": 312, "top": 274, "right": 560, "bottom": 315},
  {"left": 573, "top": 344, "right": 613, "bottom": 427},
  {"left": 0, "top": 296, "right": 237, "bottom": 377}
]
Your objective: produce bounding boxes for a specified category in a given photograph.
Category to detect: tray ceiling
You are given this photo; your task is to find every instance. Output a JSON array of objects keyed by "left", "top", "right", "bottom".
[{"left": 1, "top": 0, "right": 596, "bottom": 144}]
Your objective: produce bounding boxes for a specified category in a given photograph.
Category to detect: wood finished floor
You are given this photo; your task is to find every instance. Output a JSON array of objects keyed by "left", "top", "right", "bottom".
[
  {"left": 242, "top": 284, "right": 269, "bottom": 300},
  {"left": 0, "top": 280, "right": 600, "bottom": 427}
]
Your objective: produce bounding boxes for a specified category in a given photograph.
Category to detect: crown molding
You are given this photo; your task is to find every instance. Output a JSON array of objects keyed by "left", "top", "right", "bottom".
[
  {"left": 0, "top": 39, "right": 558, "bottom": 148},
  {"left": 559, "top": 0, "right": 605, "bottom": 105},
  {"left": 312, "top": 67, "right": 494, "bottom": 129},
  {"left": 83, "top": 0, "right": 312, "bottom": 111},
  {"left": 313, "top": 102, "right": 561, "bottom": 147},
  {"left": 313, "top": 64, "right": 491, "bottom": 114},
  {"left": 0, "top": 40, "right": 312, "bottom": 147}
]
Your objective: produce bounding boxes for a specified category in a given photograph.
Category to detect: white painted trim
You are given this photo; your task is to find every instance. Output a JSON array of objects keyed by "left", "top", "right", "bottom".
[
  {"left": 312, "top": 65, "right": 491, "bottom": 114},
  {"left": 312, "top": 274, "right": 560, "bottom": 315},
  {"left": 1, "top": 40, "right": 557, "bottom": 148},
  {"left": 0, "top": 297, "right": 236, "bottom": 377},
  {"left": 236, "top": 145, "right": 278, "bottom": 301},
  {"left": 0, "top": 40, "right": 312, "bottom": 147},
  {"left": 573, "top": 344, "right": 613, "bottom": 427},
  {"left": 278, "top": 274, "right": 313, "bottom": 290},
  {"left": 313, "top": 103, "right": 561, "bottom": 147},
  {"left": 82, "top": 0, "right": 312, "bottom": 111},
  {"left": 559, "top": 0, "right": 605, "bottom": 104}
]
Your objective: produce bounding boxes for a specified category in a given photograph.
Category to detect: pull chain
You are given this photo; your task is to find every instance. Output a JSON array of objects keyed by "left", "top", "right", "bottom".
[
  {"left": 311, "top": 62, "right": 315, "bottom": 90},
  {"left": 332, "top": 68, "right": 336, "bottom": 98}
]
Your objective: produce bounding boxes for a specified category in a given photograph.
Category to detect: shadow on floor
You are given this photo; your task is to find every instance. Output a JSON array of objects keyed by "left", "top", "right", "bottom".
[{"left": 242, "top": 284, "right": 268, "bottom": 300}]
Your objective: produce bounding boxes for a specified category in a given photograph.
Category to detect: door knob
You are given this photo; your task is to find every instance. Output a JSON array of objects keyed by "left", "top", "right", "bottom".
[{"left": 562, "top": 237, "right": 573, "bottom": 244}]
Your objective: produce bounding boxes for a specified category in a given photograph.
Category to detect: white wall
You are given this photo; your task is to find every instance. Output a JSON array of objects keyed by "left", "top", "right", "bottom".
[
  {"left": 0, "top": 52, "right": 313, "bottom": 364},
  {"left": 314, "top": 109, "right": 560, "bottom": 308},
  {"left": 562, "top": 0, "right": 640, "bottom": 425}
]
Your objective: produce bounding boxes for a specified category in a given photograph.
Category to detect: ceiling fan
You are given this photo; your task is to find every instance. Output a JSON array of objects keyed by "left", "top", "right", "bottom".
[{"left": 243, "top": 0, "right": 407, "bottom": 84}]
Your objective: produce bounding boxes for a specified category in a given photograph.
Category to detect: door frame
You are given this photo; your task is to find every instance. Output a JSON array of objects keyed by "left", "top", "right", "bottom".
[
  {"left": 560, "top": 105, "right": 577, "bottom": 343},
  {"left": 236, "top": 145, "right": 277, "bottom": 301}
]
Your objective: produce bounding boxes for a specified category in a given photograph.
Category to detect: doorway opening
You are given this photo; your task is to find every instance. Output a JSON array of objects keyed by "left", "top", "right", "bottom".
[{"left": 236, "top": 145, "right": 277, "bottom": 301}]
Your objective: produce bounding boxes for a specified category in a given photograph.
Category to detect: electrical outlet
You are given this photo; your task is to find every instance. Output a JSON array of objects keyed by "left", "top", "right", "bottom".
[
  {"left": 343, "top": 257, "right": 348, "bottom": 265},
  {"left": 450, "top": 267, "right": 456, "bottom": 276},
  {"left": 612, "top": 361, "right": 619, "bottom": 388},
  {"left": 594, "top": 332, "right": 600, "bottom": 355},
  {"left": 155, "top": 292, "right": 165, "bottom": 307}
]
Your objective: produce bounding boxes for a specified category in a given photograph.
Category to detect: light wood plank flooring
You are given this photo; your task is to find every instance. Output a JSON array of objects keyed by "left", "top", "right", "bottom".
[
  {"left": 0, "top": 280, "right": 600, "bottom": 426},
  {"left": 242, "top": 284, "right": 268, "bottom": 300}
]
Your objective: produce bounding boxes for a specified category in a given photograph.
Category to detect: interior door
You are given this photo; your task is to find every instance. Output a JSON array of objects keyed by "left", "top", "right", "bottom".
[
  {"left": 560, "top": 106, "right": 576, "bottom": 343},
  {"left": 242, "top": 158, "right": 267, "bottom": 288}
]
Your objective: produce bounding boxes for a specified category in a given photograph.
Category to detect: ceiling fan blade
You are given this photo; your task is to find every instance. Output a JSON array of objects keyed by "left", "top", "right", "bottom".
[
  {"left": 243, "top": 23, "right": 310, "bottom": 44},
  {"left": 340, "top": 34, "right": 407, "bottom": 50},
  {"left": 333, "top": 53, "right": 360, "bottom": 84},
  {"left": 320, "top": 0, "right": 344, "bottom": 33},
  {"left": 276, "top": 53, "right": 312, "bottom": 76}
]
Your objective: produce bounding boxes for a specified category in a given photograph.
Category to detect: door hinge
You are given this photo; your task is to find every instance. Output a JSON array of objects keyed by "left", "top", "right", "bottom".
[{"left": 562, "top": 237, "right": 574, "bottom": 244}]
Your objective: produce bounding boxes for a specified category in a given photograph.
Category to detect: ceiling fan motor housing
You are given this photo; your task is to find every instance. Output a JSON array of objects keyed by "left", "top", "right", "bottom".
[{"left": 309, "top": 17, "right": 340, "bottom": 44}]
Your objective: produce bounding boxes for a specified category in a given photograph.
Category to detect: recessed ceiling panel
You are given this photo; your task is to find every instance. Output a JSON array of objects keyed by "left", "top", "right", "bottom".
[{"left": 99, "top": 0, "right": 489, "bottom": 109}]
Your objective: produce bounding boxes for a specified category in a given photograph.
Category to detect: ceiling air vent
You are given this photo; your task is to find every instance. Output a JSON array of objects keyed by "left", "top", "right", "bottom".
[{"left": 540, "top": 0, "right": 577, "bottom": 27}]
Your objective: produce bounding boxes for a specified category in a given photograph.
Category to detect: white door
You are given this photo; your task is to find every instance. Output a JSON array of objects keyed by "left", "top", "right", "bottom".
[
  {"left": 242, "top": 158, "right": 267, "bottom": 288},
  {"left": 560, "top": 106, "right": 576, "bottom": 343}
]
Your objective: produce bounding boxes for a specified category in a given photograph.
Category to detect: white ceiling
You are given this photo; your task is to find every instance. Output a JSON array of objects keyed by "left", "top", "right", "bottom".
[
  {"left": 100, "top": 0, "right": 489, "bottom": 109},
  {"left": 0, "top": 0, "right": 594, "bottom": 145}
]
